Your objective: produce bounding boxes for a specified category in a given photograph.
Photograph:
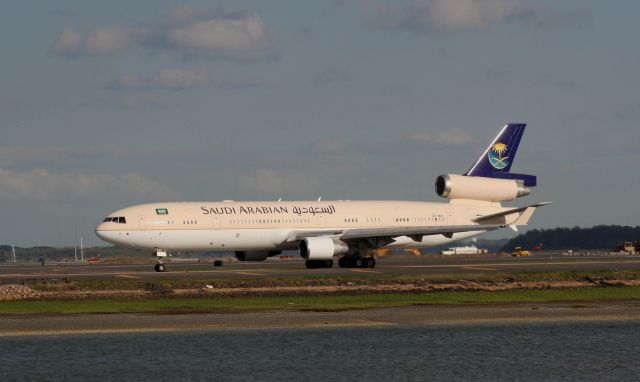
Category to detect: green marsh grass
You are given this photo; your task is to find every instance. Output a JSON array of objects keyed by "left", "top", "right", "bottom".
[{"left": 2, "top": 286, "right": 640, "bottom": 315}]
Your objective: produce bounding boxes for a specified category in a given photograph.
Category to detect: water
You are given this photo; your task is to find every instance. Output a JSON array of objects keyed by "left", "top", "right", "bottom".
[{"left": 1, "top": 322, "right": 639, "bottom": 381}]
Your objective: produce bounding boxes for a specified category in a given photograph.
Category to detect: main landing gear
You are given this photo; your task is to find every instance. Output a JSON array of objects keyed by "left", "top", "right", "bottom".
[
  {"left": 305, "top": 259, "right": 334, "bottom": 269},
  {"left": 153, "top": 251, "right": 168, "bottom": 272},
  {"left": 338, "top": 256, "right": 376, "bottom": 269}
]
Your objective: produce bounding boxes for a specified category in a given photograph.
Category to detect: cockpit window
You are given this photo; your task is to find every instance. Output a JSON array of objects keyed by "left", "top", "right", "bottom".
[
  {"left": 156, "top": 208, "right": 168, "bottom": 215},
  {"left": 103, "top": 217, "right": 126, "bottom": 224}
]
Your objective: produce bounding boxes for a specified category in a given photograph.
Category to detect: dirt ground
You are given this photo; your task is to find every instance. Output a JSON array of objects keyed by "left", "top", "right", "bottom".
[{"left": 1, "top": 277, "right": 638, "bottom": 301}]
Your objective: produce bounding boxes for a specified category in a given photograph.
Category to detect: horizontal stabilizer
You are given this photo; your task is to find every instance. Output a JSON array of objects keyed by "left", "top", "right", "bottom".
[{"left": 472, "top": 202, "right": 552, "bottom": 225}]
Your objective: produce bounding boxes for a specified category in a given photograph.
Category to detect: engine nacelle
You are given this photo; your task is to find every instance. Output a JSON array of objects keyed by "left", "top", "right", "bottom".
[
  {"left": 299, "top": 237, "right": 349, "bottom": 260},
  {"left": 435, "top": 174, "right": 530, "bottom": 202},
  {"left": 234, "top": 250, "right": 282, "bottom": 261}
]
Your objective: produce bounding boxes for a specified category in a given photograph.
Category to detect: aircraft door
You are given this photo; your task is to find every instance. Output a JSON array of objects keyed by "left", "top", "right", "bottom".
[{"left": 138, "top": 215, "right": 146, "bottom": 229}]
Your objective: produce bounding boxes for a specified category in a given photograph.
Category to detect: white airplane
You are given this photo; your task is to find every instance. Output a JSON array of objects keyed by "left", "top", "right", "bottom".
[{"left": 96, "top": 124, "right": 549, "bottom": 272}]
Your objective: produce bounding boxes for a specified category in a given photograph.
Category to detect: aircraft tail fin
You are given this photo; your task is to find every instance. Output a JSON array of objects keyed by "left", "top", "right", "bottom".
[{"left": 465, "top": 123, "right": 537, "bottom": 187}]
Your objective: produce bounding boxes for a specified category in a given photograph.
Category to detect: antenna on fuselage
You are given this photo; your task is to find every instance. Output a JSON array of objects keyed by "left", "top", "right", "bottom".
[{"left": 317, "top": 197, "right": 322, "bottom": 201}]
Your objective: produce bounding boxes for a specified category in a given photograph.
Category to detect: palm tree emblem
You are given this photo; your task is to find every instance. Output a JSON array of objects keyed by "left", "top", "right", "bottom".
[{"left": 488, "top": 143, "right": 509, "bottom": 170}]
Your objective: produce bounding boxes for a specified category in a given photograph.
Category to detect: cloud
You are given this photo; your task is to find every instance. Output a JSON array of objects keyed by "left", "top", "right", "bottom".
[
  {"left": 366, "top": 0, "right": 590, "bottom": 34},
  {"left": 163, "top": 14, "right": 273, "bottom": 59},
  {"left": 53, "top": 6, "right": 276, "bottom": 60},
  {"left": 0, "top": 167, "right": 180, "bottom": 201},
  {"left": 111, "top": 67, "right": 209, "bottom": 90},
  {"left": 53, "top": 26, "right": 138, "bottom": 57},
  {"left": 238, "top": 169, "right": 320, "bottom": 195},
  {"left": 409, "top": 129, "right": 473, "bottom": 145}
]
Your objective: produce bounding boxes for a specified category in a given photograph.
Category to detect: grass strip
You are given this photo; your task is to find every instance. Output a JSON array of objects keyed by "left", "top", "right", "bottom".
[
  {"left": 2, "top": 286, "right": 640, "bottom": 315},
  {"left": 28, "top": 269, "right": 640, "bottom": 291}
]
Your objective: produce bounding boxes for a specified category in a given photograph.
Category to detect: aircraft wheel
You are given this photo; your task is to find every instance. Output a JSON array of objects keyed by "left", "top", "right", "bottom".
[
  {"left": 305, "top": 260, "right": 316, "bottom": 269},
  {"left": 324, "top": 260, "right": 334, "bottom": 268},
  {"left": 338, "top": 257, "right": 348, "bottom": 268},
  {"left": 154, "top": 263, "right": 166, "bottom": 272},
  {"left": 367, "top": 257, "right": 376, "bottom": 268},
  {"left": 355, "top": 257, "right": 364, "bottom": 268}
]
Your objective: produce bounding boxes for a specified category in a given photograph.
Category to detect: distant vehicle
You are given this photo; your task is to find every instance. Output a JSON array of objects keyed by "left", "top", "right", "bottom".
[
  {"left": 512, "top": 247, "right": 531, "bottom": 257},
  {"left": 441, "top": 246, "right": 488, "bottom": 255},
  {"left": 614, "top": 242, "right": 637, "bottom": 254},
  {"left": 532, "top": 243, "right": 544, "bottom": 251},
  {"left": 96, "top": 124, "right": 549, "bottom": 272},
  {"left": 87, "top": 255, "right": 101, "bottom": 263}
]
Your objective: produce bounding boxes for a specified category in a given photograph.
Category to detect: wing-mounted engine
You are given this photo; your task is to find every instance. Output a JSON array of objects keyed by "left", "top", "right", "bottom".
[
  {"left": 299, "top": 237, "right": 349, "bottom": 260},
  {"left": 235, "top": 250, "right": 282, "bottom": 261},
  {"left": 435, "top": 174, "right": 530, "bottom": 202}
]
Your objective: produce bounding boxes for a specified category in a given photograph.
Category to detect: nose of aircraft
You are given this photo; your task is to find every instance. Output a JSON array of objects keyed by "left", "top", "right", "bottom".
[{"left": 95, "top": 222, "right": 112, "bottom": 242}]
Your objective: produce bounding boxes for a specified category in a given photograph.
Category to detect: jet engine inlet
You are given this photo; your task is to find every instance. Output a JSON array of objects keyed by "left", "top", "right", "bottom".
[{"left": 299, "top": 237, "right": 349, "bottom": 260}]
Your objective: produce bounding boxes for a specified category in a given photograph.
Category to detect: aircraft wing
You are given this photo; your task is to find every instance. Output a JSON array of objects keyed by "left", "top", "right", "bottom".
[{"left": 285, "top": 224, "right": 501, "bottom": 245}]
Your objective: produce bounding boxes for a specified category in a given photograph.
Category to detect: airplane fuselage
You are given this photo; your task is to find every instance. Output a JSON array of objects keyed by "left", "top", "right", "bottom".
[{"left": 95, "top": 200, "right": 505, "bottom": 252}]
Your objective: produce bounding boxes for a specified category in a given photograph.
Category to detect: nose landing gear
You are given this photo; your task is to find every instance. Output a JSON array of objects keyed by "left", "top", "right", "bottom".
[{"left": 153, "top": 251, "right": 168, "bottom": 272}]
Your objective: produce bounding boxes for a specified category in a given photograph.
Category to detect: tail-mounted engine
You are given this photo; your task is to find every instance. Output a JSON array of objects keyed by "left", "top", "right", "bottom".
[{"left": 435, "top": 174, "right": 530, "bottom": 202}]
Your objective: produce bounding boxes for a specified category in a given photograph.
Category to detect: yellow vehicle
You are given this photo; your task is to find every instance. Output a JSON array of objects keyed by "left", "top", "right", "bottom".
[{"left": 512, "top": 246, "right": 531, "bottom": 257}]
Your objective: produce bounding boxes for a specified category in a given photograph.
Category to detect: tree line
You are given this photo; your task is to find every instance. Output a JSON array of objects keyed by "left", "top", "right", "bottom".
[{"left": 500, "top": 225, "right": 640, "bottom": 251}]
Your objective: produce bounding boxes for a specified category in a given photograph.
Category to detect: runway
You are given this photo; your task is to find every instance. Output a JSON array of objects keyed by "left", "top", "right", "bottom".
[{"left": 0, "top": 254, "right": 639, "bottom": 281}]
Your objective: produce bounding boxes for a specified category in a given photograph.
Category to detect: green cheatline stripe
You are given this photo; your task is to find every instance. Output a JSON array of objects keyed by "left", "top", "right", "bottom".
[{"left": 2, "top": 287, "right": 640, "bottom": 315}]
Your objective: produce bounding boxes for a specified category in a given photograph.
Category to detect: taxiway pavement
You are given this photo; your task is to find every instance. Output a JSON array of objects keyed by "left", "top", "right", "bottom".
[{"left": 0, "top": 254, "right": 638, "bottom": 282}]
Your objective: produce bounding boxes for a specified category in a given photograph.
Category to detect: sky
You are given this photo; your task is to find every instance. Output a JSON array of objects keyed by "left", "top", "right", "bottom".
[{"left": 1, "top": 0, "right": 639, "bottom": 246}]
